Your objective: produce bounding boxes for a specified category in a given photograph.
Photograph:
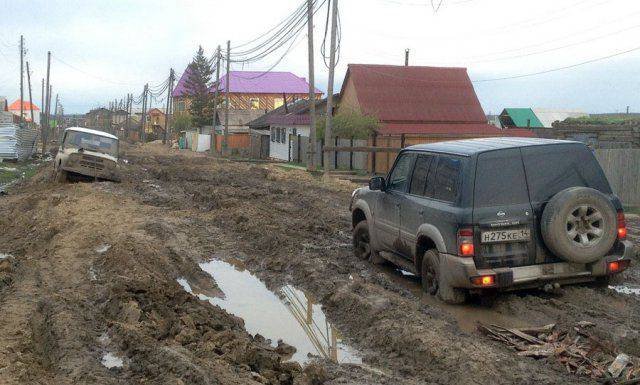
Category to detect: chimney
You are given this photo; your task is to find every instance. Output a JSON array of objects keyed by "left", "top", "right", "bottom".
[{"left": 405, "top": 49, "right": 410, "bottom": 66}]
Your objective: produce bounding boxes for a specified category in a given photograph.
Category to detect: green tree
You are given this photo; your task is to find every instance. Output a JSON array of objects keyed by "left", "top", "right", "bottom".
[
  {"left": 184, "top": 46, "right": 215, "bottom": 128},
  {"left": 316, "top": 110, "right": 380, "bottom": 139},
  {"left": 172, "top": 114, "right": 192, "bottom": 132}
]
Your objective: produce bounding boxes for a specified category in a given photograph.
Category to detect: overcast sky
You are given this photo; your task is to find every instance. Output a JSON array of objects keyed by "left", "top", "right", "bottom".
[{"left": 1, "top": 0, "right": 639, "bottom": 114}]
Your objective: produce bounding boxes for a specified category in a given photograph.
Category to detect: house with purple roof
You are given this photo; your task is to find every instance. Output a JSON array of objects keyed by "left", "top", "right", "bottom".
[
  {"left": 172, "top": 68, "right": 322, "bottom": 152},
  {"left": 172, "top": 69, "right": 322, "bottom": 118}
]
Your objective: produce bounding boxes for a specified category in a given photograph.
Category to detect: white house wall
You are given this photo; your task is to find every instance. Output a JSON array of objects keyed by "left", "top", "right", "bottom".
[{"left": 269, "top": 126, "right": 310, "bottom": 161}]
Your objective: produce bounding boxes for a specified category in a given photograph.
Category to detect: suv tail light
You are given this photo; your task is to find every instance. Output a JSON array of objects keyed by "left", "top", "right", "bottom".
[
  {"left": 617, "top": 210, "right": 627, "bottom": 239},
  {"left": 457, "top": 228, "right": 475, "bottom": 257},
  {"left": 608, "top": 259, "right": 630, "bottom": 274}
]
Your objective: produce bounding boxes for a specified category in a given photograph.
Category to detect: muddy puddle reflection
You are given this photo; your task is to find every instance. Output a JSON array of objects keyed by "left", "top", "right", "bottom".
[{"left": 182, "top": 259, "right": 362, "bottom": 364}]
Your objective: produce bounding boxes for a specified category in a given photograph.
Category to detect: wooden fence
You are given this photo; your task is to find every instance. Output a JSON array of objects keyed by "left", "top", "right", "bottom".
[{"left": 594, "top": 149, "right": 640, "bottom": 207}]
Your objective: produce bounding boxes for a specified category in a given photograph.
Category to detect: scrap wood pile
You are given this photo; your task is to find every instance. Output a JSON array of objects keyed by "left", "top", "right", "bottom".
[{"left": 478, "top": 322, "right": 640, "bottom": 384}]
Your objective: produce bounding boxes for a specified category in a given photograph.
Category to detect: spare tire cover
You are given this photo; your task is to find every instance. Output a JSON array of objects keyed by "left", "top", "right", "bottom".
[{"left": 541, "top": 187, "right": 617, "bottom": 264}]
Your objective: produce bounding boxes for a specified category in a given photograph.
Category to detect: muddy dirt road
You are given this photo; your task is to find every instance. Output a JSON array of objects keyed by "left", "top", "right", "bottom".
[{"left": 0, "top": 143, "right": 638, "bottom": 384}]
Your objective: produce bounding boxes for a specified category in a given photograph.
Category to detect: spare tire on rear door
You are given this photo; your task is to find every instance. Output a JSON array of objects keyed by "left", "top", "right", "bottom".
[{"left": 541, "top": 187, "right": 617, "bottom": 264}]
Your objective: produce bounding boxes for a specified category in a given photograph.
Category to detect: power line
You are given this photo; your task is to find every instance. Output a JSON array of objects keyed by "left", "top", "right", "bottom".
[
  {"left": 462, "top": 22, "right": 640, "bottom": 65},
  {"left": 472, "top": 45, "right": 640, "bottom": 82}
]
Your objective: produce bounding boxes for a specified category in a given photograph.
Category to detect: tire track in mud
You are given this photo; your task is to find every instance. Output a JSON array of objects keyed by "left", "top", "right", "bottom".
[{"left": 118, "top": 145, "right": 640, "bottom": 384}]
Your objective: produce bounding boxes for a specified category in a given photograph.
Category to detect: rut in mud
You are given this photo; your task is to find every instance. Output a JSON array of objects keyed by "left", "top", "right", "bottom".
[{"left": 0, "top": 142, "right": 638, "bottom": 385}]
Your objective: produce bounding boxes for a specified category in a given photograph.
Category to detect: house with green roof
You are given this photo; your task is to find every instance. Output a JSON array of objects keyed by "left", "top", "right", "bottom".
[{"left": 499, "top": 108, "right": 544, "bottom": 128}]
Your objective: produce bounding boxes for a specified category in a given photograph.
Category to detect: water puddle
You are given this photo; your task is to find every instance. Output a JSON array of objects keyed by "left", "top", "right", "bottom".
[
  {"left": 180, "top": 259, "right": 362, "bottom": 364},
  {"left": 610, "top": 285, "right": 640, "bottom": 295},
  {"left": 101, "top": 352, "right": 123, "bottom": 369}
]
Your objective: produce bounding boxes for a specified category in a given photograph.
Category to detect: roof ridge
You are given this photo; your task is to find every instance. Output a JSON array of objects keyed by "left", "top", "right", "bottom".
[{"left": 348, "top": 63, "right": 468, "bottom": 71}]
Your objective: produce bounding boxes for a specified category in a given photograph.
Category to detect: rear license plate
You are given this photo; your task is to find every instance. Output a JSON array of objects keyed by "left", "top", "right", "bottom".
[{"left": 481, "top": 228, "right": 530, "bottom": 243}]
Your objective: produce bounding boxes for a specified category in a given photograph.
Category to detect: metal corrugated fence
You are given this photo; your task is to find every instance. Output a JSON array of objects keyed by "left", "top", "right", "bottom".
[{"left": 0, "top": 124, "right": 39, "bottom": 161}]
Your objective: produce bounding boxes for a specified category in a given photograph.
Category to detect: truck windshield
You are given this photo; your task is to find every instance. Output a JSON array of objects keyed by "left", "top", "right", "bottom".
[{"left": 64, "top": 130, "right": 118, "bottom": 157}]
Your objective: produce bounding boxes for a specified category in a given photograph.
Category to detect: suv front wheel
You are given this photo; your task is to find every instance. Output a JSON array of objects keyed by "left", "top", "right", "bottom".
[
  {"left": 421, "top": 249, "right": 466, "bottom": 304},
  {"left": 353, "top": 220, "right": 385, "bottom": 264}
]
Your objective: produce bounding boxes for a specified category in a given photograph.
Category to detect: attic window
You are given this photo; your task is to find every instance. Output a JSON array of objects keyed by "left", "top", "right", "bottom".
[{"left": 250, "top": 98, "right": 260, "bottom": 110}]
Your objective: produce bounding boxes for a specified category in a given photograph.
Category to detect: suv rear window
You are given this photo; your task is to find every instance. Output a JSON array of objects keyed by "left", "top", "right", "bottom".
[
  {"left": 474, "top": 149, "right": 529, "bottom": 207},
  {"left": 522, "top": 144, "right": 612, "bottom": 203}
]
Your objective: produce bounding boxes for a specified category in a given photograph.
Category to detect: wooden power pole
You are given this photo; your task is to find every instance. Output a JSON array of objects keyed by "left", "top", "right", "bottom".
[
  {"left": 19, "top": 35, "right": 24, "bottom": 125},
  {"left": 141, "top": 84, "right": 148, "bottom": 142},
  {"left": 323, "top": 0, "right": 339, "bottom": 173},
  {"left": 163, "top": 68, "right": 175, "bottom": 145},
  {"left": 223, "top": 40, "right": 231, "bottom": 156},
  {"left": 306, "top": 0, "right": 317, "bottom": 170},
  {"left": 25, "top": 61, "right": 35, "bottom": 128},
  {"left": 211, "top": 45, "right": 221, "bottom": 154},
  {"left": 43, "top": 51, "right": 51, "bottom": 155}
]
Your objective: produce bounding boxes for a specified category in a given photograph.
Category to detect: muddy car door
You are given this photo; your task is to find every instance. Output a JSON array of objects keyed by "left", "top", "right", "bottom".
[
  {"left": 472, "top": 148, "right": 536, "bottom": 269},
  {"left": 397, "top": 153, "right": 436, "bottom": 257},
  {"left": 374, "top": 152, "right": 415, "bottom": 252}
]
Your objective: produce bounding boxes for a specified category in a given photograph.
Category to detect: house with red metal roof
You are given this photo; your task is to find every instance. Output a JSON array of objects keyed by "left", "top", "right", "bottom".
[
  {"left": 337, "top": 64, "right": 534, "bottom": 139},
  {"left": 335, "top": 64, "right": 534, "bottom": 173},
  {"left": 8, "top": 99, "right": 40, "bottom": 124}
]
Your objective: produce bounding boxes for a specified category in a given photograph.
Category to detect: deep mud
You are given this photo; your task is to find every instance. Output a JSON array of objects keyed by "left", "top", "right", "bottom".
[{"left": 0, "top": 142, "right": 638, "bottom": 384}]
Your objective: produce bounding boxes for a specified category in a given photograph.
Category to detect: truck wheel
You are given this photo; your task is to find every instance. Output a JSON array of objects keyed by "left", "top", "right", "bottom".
[
  {"left": 353, "top": 221, "right": 372, "bottom": 260},
  {"left": 541, "top": 187, "right": 617, "bottom": 264},
  {"left": 421, "top": 249, "right": 467, "bottom": 304}
]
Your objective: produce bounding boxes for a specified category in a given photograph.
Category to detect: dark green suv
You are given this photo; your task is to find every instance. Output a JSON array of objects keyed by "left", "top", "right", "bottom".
[{"left": 350, "top": 137, "right": 633, "bottom": 303}]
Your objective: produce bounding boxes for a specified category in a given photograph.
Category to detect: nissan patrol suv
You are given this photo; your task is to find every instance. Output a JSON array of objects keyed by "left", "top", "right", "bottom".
[{"left": 350, "top": 137, "right": 633, "bottom": 303}]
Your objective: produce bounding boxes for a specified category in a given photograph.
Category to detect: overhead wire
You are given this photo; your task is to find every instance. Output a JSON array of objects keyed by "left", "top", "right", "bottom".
[{"left": 472, "top": 45, "right": 640, "bottom": 82}]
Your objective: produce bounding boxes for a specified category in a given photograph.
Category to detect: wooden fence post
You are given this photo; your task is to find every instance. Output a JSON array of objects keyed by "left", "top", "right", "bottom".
[
  {"left": 334, "top": 136, "right": 338, "bottom": 169},
  {"left": 371, "top": 133, "right": 377, "bottom": 175},
  {"left": 349, "top": 136, "right": 354, "bottom": 170}
]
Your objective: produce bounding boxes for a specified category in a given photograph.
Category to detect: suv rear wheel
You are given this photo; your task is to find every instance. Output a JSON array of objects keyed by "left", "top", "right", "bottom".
[{"left": 421, "top": 249, "right": 466, "bottom": 304}]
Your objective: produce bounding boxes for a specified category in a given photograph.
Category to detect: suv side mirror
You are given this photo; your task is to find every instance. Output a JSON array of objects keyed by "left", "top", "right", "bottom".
[{"left": 369, "top": 176, "right": 386, "bottom": 191}]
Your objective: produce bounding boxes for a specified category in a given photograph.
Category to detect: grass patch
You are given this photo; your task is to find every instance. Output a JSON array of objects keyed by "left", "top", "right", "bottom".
[{"left": 0, "top": 161, "right": 40, "bottom": 185}]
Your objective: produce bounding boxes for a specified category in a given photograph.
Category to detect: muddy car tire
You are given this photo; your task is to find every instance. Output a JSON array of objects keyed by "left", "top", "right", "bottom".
[
  {"left": 353, "top": 221, "right": 372, "bottom": 260},
  {"left": 421, "top": 249, "right": 467, "bottom": 304},
  {"left": 541, "top": 187, "right": 617, "bottom": 264}
]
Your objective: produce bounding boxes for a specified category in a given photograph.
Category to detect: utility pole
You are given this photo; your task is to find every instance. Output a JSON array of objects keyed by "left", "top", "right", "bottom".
[
  {"left": 19, "top": 35, "right": 24, "bottom": 125},
  {"left": 306, "top": 0, "right": 317, "bottom": 170},
  {"left": 163, "top": 68, "right": 175, "bottom": 145},
  {"left": 54, "top": 94, "right": 59, "bottom": 138},
  {"left": 40, "top": 78, "right": 44, "bottom": 137},
  {"left": 25, "top": 61, "right": 35, "bottom": 128},
  {"left": 140, "top": 84, "right": 148, "bottom": 142},
  {"left": 405, "top": 49, "right": 410, "bottom": 66},
  {"left": 223, "top": 40, "right": 231, "bottom": 156},
  {"left": 47, "top": 85, "right": 52, "bottom": 137},
  {"left": 125, "top": 93, "right": 131, "bottom": 137},
  {"left": 43, "top": 51, "right": 51, "bottom": 155},
  {"left": 211, "top": 45, "right": 221, "bottom": 154},
  {"left": 324, "top": 0, "right": 339, "bottom": 173}
]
